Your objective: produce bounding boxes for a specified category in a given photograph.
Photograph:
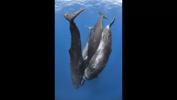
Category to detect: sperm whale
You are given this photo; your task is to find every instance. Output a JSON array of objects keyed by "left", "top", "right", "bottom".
[
  {"left": 64, "top": 8, "right": 115, "bottom": 88},
  {"left": 64, "top": 8, "right": 85, "bottom": 88}
]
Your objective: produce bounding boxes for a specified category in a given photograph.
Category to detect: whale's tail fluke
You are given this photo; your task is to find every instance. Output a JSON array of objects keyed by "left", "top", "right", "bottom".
[
  {"left": 98, "top": 11, "right": 109, "bottom": 21},
  {"left": 64, "top": 8, "right": 85, "bottom": 22},
  {"left": 109, "top": 17, "right": 115, "bottom": 27}
]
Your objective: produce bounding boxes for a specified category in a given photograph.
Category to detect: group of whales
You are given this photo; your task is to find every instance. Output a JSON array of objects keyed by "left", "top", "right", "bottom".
[{"left": 64, "top": 8, "right": 115, "bottom": 88}]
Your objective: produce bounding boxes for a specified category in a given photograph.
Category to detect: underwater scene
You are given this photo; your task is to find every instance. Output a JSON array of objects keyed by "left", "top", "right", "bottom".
[{"left": 55, "top": 0, "right": 122, "bottom": 100}]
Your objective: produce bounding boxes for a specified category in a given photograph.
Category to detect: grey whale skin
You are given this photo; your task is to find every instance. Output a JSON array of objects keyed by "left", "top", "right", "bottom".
[{"left": 64, "top": 9, "right": 115, "bottom": 88}]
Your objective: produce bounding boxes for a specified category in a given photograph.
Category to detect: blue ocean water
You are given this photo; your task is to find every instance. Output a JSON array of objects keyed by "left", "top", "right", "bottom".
[{"left": 55, "top": 0, "right": 122, "bottom": 100}]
